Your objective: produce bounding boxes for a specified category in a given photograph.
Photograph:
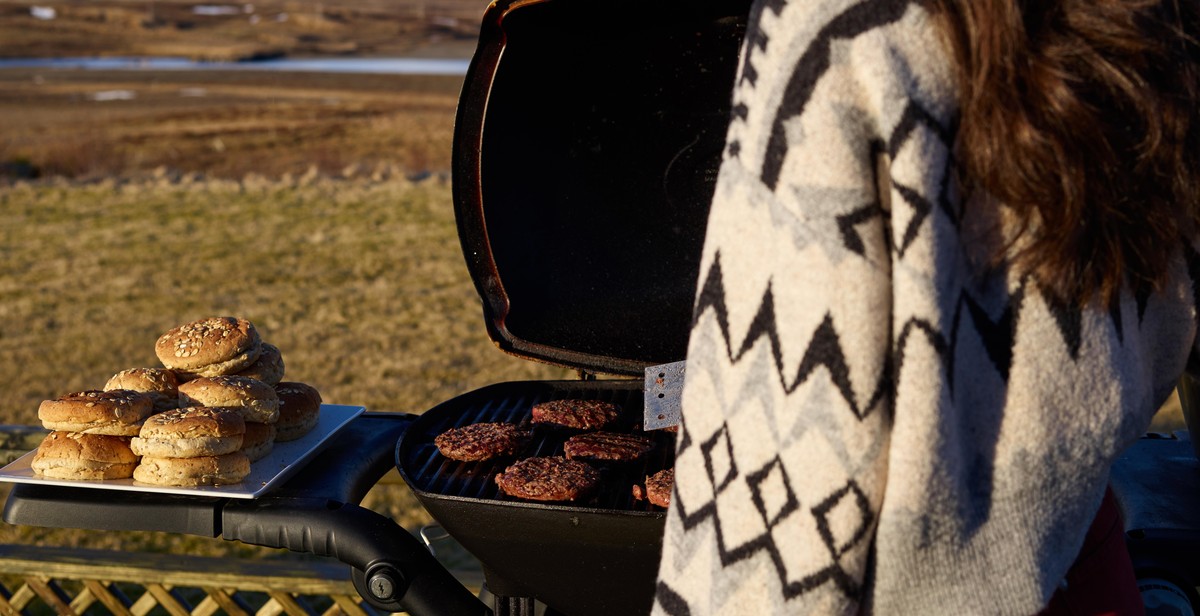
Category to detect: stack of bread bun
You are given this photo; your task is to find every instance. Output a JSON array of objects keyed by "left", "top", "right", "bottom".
[
  {"left": 178, "top": 375, "right": 279, "bottom": 460},
  {"left": 32, "top": 391, "right": 152, "bottom": 480},
  {"left": 131, "top": 406, "right": 249, "bottom": 485},
  {"left": 31, "top": 316, "right": 323, "bottom": 487}
]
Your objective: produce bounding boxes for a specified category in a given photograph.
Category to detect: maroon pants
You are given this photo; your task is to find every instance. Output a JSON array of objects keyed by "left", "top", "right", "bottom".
[{"left": 1039, "top": 489, "right": 1144, "bottom": 616}]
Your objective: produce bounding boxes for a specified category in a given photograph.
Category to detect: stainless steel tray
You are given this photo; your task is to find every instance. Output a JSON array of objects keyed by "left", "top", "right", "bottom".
[{"left": 0, "top": 404, "right": 365, "bottom": 499}]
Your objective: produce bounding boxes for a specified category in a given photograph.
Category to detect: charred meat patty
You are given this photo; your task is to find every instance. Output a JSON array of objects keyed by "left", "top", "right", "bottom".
[
  {"left": 494, "top": 456, "right": 600, "bottom": 501},
  {"left": 563, "top": 431, "right": 655, "bottom": 462},
  {"left": 435, "top": 422, "right": 530, "bottom": 462},
  {"left": 633, "top": 468, "right": 674, "bottom": 508},
  {"left": 531, "top": 399, "right": 621, "bottom": 430}
]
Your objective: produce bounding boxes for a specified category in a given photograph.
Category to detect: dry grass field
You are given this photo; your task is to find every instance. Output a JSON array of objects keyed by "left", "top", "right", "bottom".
[
  {"left": 0, "top": 68, "right": 466, "bottom": 180},
  {"left": 0, "top": 0, "right": 484, "bottom": 61}
]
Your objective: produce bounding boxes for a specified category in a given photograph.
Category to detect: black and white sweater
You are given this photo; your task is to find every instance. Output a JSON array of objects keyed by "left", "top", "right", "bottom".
[{"left": 653, "top": 0, "right": 1199, "bottom": 614}]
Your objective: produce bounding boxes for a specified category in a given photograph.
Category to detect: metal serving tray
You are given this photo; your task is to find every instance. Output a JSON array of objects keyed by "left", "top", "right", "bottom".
[{"left": 0, "top": 404, "right": 364, "bottom": 499}]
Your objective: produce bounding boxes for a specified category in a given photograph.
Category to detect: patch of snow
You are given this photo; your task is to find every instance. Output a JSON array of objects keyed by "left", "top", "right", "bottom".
[
  {"left": 192, "top": 5, "right": 240, "bottom": 16},
  {"left": 89, "top": 90, "right": 136, "bottom": 101}
]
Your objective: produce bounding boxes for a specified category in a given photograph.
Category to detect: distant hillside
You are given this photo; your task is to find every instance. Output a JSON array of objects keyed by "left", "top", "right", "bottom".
[{"left": 0, "top": 0, "right": 487, "bottom": 60}]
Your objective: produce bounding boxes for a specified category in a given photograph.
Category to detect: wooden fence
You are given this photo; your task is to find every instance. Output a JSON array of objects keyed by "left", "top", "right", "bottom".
[{"left": 0, "top": 543, "right": 389, "bottom": 616}]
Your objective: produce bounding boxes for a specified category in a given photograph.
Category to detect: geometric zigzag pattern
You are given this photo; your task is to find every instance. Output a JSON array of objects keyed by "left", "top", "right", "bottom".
[
  {"left": 654, "top": 0, "right": 1200, "bottom": 613},
  {"left": 657, "top": 262, "right": 885, "bottom": 613},
  {"left": 657, "top": 0, "right": 927, "bottom": 608}
]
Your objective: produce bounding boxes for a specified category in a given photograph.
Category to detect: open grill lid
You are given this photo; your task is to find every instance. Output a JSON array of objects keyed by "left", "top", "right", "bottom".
[{"left": 452, "top": 0, "right": 750, "bottom": 376}]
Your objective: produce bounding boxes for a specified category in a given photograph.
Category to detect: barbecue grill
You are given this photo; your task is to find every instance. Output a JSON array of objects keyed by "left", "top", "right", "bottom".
[{"left": 2, "top": 1, "right": 752, "bottom": 615}]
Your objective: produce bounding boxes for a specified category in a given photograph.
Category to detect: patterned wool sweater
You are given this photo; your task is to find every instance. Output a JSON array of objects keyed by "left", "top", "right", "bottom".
[{"left": 653, "top": 0, "right": 1199, "bottom": 614}]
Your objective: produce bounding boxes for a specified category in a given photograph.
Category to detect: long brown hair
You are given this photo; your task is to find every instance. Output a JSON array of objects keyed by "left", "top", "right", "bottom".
[{"left": 926, "top": 0, "right": 1200, "bottom": 304}]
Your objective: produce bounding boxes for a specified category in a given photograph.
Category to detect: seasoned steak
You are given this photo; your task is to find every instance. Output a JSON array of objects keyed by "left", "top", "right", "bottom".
[
  {"left": 531, "top": 399, "right": 621, "bottom": 430},
  {"left": 435, "top": 422, "right": 530, "bottom": 462},
  {"left": 564, "top": 431, "right": 655, "bottom": 462},
  {"left": 494, "top": 456, "right": 600, "bottom": 502},
  {"left": 633, "top": 468, "right": 674, "bottom": 508}
]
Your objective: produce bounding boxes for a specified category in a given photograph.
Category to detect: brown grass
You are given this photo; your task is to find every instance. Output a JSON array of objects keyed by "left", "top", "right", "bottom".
[
  {"left": 0, "top": 177, "right": 571, "bottom": 424},
  {"left": 0, "top": 0, "right": 485, "bottom": 61},
  {"left": 0, "top": 69, "right": 464, "bottom": 181}
]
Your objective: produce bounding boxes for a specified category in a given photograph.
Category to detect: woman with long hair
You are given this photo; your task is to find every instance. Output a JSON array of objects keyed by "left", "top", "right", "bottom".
[{"left": 653, "top": 0, "right": 1200, "bottom": 613}]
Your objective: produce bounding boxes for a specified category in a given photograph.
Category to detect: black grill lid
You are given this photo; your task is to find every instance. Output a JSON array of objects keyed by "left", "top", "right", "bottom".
[{"left": 452, "top": 0, "right": 750, "bottom": 376}]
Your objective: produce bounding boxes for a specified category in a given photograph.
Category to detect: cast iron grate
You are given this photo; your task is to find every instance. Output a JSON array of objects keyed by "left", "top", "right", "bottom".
[{"left": 402, "top": 385, "right": 675, "bottom": 512}]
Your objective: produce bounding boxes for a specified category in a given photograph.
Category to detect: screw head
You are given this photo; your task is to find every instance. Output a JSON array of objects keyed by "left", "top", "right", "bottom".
[{"left": 369, "top": 574, "right": 395, "bottom": 600}]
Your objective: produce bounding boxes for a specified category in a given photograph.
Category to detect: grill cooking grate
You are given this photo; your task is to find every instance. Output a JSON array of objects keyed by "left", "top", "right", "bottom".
[{"left": 401, "top": 384, "right": 675, "bottom": 512}]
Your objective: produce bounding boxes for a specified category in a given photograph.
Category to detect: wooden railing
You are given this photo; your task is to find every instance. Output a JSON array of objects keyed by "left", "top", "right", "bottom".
[
  {"left": 0, "top": 543, "right": 483, "bottom": 616},
  {"left": 0, "top": 543, "right": 383, "bottom": 615}
]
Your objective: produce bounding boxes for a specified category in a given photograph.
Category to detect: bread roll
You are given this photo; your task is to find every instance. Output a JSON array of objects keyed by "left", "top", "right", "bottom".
[
  {"left": 131, "top": 407, "right": 245, "bottom": 458},
  {"left": 234, "top": 343, "right": 284, "bottom": 385},
  {"left": 38, "top": 390, "right": 154, "bottom": 436},
  {"left": 178, "top": 375, "right": 279, "bottom": 424},
  {"left": 104, "top": 367, "right": 181, "bottom": 412},
  {"left": 274, "top": 382, "right": 321, "bottom": 441},
  {"left": 133, "top": 452, "right": 251, "bottom": 486},
  {"left": 240, "top": 421, "right": 276, "bottom": 461},
  {"left": 155, "top": 317, "right": 262, "bottom": 379},
  {"left": 31, "top": 431, "right": 138, "bottom": 480}
]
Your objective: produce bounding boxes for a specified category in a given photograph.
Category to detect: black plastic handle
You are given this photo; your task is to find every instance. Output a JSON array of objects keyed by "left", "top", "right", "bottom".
[{"left": 222, "top": 497, "right": 489, "bottom": 615}]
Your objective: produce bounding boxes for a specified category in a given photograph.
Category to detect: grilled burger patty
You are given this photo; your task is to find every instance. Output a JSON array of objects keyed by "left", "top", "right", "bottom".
[
  {"left": 531, "top": 399, "right": 621, "bottom": 430},
  {"left": 634, "top": 468, "right": 674, "bottom": 508},
  {"left": 494, "top": 456, "right": 600, "bottom": 501},
  {"left": 435, "top": 422, "right": 531, "bottom": 461},
  {"left": 563, "top": 431, "right": 655, "bottom": 462},
  {"left": 646, "top": 468, "right": 674, "bottom": 507}
]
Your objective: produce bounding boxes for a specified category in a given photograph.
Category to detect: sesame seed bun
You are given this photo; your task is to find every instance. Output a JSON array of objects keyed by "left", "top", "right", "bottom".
[
  {"left": 31, "top": 432, "right": 138, "bottom": 480},
  {"left": 133, "top": 452, "right": 251, "bottom": 486},
  {"left": 178, "top": 375, "right": 279, "bottom": 424},
  {"left": 131, "top": 407, "right": 245, "bottom": 458},
  {"left": 274, "top": 382, "right": 321, "bottom": 441},
  {"left": 38, "top": 390, "right": 154, "bottom": 436},
  {"left": 104, "top": 368, "right": 181, "bottom": 412},
  {"left": 241, "top": 421, "right": 276, "bottom": 461},
  {"left": 233, "top": 343, "right": 285, "bottom": 385},
  {"left": 155, "top": 317, "right": 262, "bottom": 379}
]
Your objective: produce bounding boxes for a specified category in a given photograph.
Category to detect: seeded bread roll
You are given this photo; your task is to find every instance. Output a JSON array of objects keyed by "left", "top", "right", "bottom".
[
  {"left": 134, "top": 452, "right": 251, "bottom": 486},
  {"left": 155, "top": 317, "right": 262, "bottom": 379},
  {"left": 131, "top": 407, "right": 245, "bottom": 458},
  {"left": 274, "top": 382, "right": 321, "bottom": 441},
  {"left": 38, "top": 390, "right": 154, "bottom": 436},
  {"left": 104, "top": 367, "right": 181, "bottom": 412},
  {"left": 31, "top": 431, "right": 138, "bottom": 480},
  {"left": 234, "top": 343, "right": 285, "bottom": 385},
  {"left": 241, "top": 421, "right": 276, "bottom": 462},
  {"left": 178, "top": 375, "right": 280, "bottom": 424}
]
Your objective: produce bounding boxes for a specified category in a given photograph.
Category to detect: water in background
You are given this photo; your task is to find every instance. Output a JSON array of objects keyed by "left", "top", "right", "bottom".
[{"left": 0, "top": 56, "right": 470, "bottom": 75}]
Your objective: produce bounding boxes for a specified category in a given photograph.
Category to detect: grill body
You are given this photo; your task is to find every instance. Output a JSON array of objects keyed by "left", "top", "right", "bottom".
[{"left": 398, "top": 380, "right": 672, "bottom": 615}]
